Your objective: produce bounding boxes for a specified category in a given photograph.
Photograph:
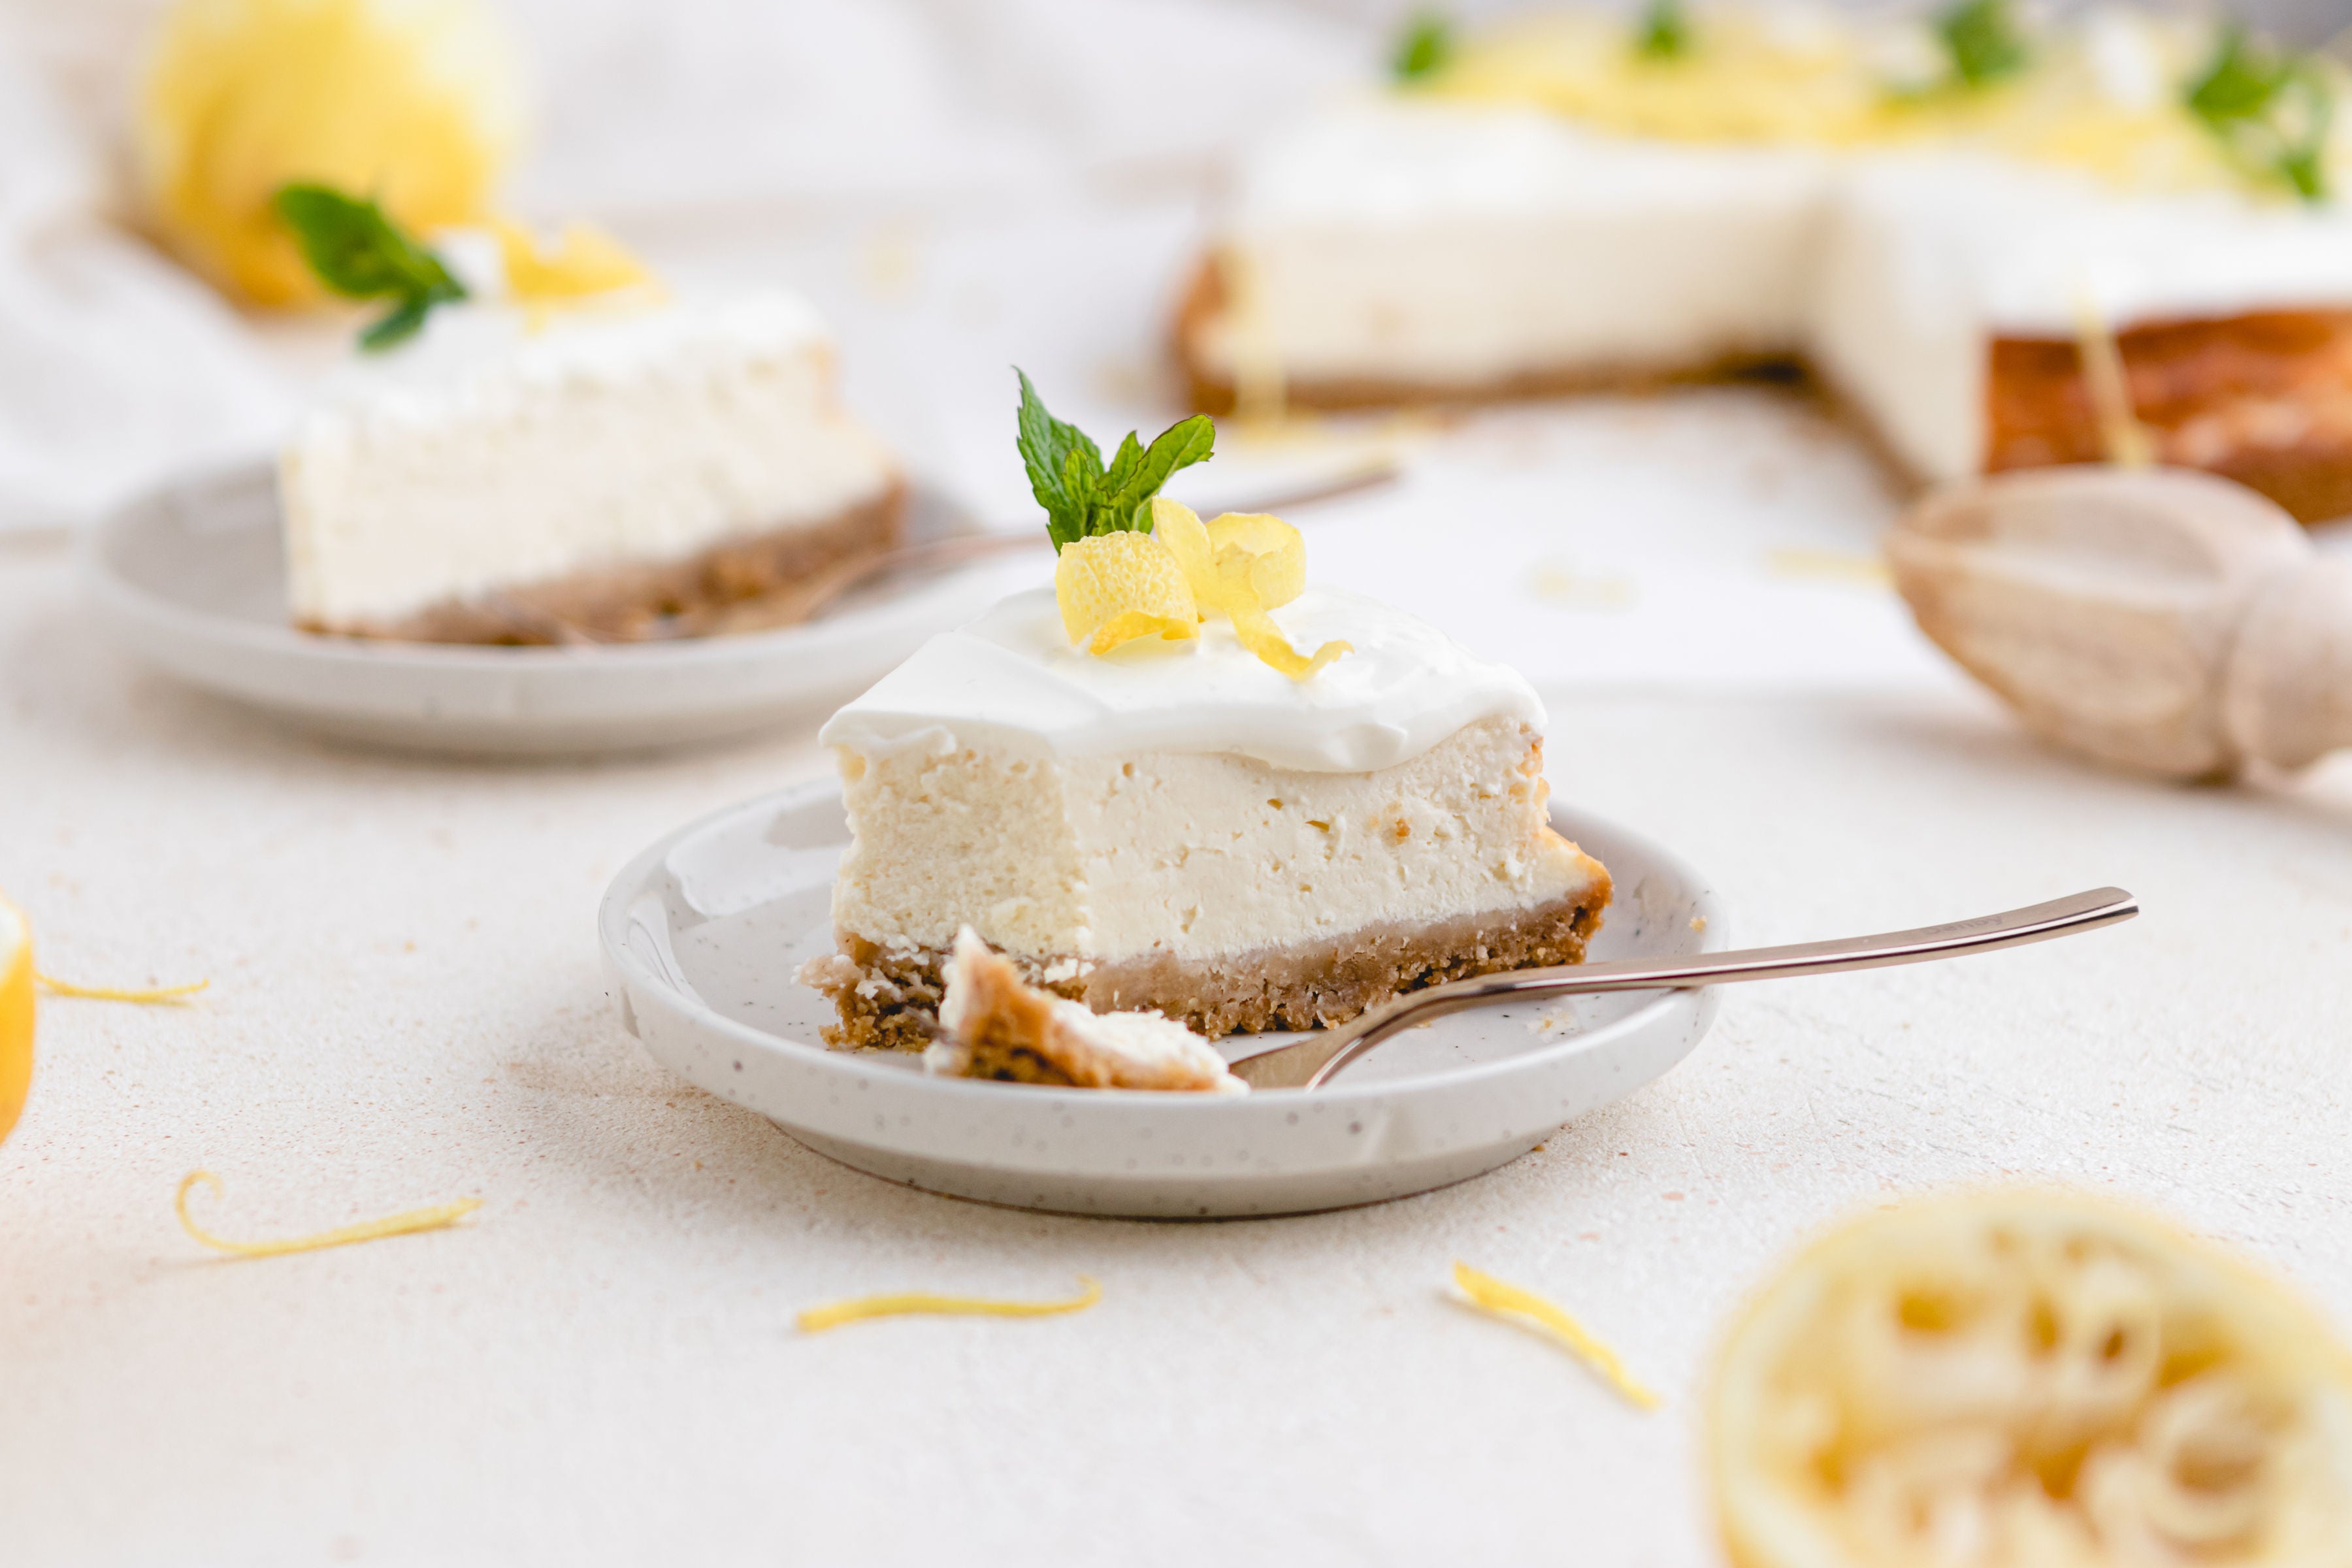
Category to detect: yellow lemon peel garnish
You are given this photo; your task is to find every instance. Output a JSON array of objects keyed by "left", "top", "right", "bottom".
[
  {"left": 492, "top": 217, "right": 660, "bottom": 303},
  {"left": 176, "top": 1170, "right": 483, "bottom": 1259},
  {"left": 37, "top": 974, "right": 210, "bottom": 1004},
  {"left": 1053, "top": 532, "right": 1201, "bottom": 655},
  {"left": 1453, "top": 1261, "right": 1663, "bottom": 1410},
  {"left": 137, "top": 0, "right": 525, "bottom": 306},
  {"left": 797, "top": 1276, "right": 1103, "bottom": 1333},
  {"left": 1151, "top": 498, "right": 1352, "bottom": 680},
  {"left": 0, "top": 898, "right": 32, "bottom": 1145}
]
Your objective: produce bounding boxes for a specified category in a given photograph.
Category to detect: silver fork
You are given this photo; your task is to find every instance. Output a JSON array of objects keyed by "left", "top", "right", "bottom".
[{"left": 1226, "top": 886, "right": 2138, "bottom": 1090}]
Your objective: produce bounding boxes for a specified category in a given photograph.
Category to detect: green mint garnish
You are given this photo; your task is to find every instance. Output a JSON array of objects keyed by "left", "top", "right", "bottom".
[
  {"left": 1935, "top": 0, "right": 2029, "bottom": 90},
  {"left": 1635, "top": 0, "right": 1689, "bottom": 61},
  {"left": 1015, "top": 370, "right": 1214, "bottom": 554},
  {"left": 1392, "top": 12, "right": 1454, "bottom": 82},
  {"left": 272, "top": 183, "right": 468, "bottom": 351},
  {"left": 2186, "top": 26, "right": 2333, "bottom": 203}
]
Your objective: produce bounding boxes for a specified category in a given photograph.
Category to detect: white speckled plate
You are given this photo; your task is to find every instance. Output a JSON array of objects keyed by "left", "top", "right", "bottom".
[
  {"left": 80, "top": 459, "right": 1039, "bottom": 756},
  {"left": 599, "top": 781, "right": 1727, "bottom": 1218}
]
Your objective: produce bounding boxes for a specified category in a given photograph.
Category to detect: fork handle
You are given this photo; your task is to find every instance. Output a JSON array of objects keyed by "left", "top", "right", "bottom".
[{"left": 1231, "top": 885, "right": 2138, "bottom": 1090}]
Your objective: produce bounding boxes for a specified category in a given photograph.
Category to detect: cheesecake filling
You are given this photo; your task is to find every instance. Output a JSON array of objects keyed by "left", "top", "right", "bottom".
[{"left": 284, "top": 291, "right": 900, "bottom": 634}]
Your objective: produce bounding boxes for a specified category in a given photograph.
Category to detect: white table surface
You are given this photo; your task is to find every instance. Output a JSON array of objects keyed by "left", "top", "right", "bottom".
[{"left": 5, "top": 510, "right": 2351, "bottom": 1566}]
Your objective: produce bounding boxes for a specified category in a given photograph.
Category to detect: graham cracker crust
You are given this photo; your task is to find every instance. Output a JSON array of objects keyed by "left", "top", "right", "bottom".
[
  {"left": 817, "top": 886, "right": 1612, "bottom": 1053},
  {"left": 302, "top": 483, "right": 905, "bottom": 645}
]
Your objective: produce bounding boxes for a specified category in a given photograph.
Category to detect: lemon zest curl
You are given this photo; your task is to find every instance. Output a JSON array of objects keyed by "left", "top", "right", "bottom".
[
  {"left": 798, "top": 1275, "right": 1103, "bottom": 1333},
  {"left": 176, "top": 1170, "right": 482, "bottom": 1259},
  {"left": 37, "top": 973, "right": 210, "bottom": 1004},
  {"left": 1452, "top": 1260, "right": 1662, "bottom": 1409}
]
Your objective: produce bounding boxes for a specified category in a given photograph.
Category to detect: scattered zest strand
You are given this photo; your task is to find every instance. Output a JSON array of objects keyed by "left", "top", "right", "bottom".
[
  {"left": 797, "top": 1275, "right": 1103, "bottom": 1333},
  {"left": 175, "top": 1171, "right": 482, "bottom": 1260},
  {"left": 1452, "top": 1261, "right": 1662, "bottom": 1410},
  {"left": 38, "top": 973, "right": 208, "bottom": 1004},
  {"left": 2072, "top": 289, "right": 2155, "bottom": 469}
]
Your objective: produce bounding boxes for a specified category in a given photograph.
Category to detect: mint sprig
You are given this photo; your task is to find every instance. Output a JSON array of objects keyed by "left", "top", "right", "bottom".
[
  {"left": 1015, "top": 370, "right": 1214, "bottom": 553},
  {"left": 272, "top": 183, "right": 467, "bottom": 351},
  {"left": 1934, "top": 0, "right": 2029, "bottom": 91},
  {"left": 1635, "top": 0, "right": 1689, "bottom": 61},
  {"left": 2187, "top": 27, "right": 2333, "bottom": 203},
  {"left": 1392, "top": 12, "right": 1453, "bottom": 82}
]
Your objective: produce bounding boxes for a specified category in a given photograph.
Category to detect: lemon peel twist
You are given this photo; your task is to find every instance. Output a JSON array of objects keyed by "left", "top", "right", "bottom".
[
  {"left": 493, "top": 218, "right": 660, "bottom": 304},
  {"left": 797, "top": 1276, "right": 1103, "bottom": 1333},
  {"left": 1150, "top": 498, "right": 1352, "bottom": 680},
  {"left": 1453, "top": 1260, "right": 1663, "bottom": 1409},
  {"left": 176, "top": 1170, "right": 482, "bottom": 1259},
  {"left": 1053, "top": 532, "right": 1200, "bottom": 655}
]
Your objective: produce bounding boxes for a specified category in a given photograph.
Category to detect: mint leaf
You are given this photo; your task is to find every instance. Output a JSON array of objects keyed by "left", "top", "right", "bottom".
[
  {"left": 1012, "top": 370, "right": 1217, "bottom": 551},
  {"left": 1015, "top": 368, "right": 1103, "bottom": 549},
  {"left": 1100, "top": 431, "right": 1145, "bottom": 502},
  {"left": 1106, "top": 414, "right": 1215, "bottom": 533},
  {"left": 1392, "top": 12, "right": 1452, "bottom": 82},
  {"left": 1935, "top": 0, "right": 2028, "bottom": 90},
  {"left": 273, "top": 183, "right": 466, "bottom": 352},
  {"left": 2187, "top": 27, "right": 2332, "bottom": 203},
  {"left": 1635, "top": 0, "right": 1688, "bottom": 61}
]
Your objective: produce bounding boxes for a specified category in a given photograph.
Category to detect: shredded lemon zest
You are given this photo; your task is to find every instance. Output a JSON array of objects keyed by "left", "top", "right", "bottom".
[
  {"left": 1152, "top": 499, "right": 1352, "bottom": 679},
  {"left": 797, "top": 1275, "right": 1103, "bottom": 1333},
  {"left": 2073, "top": 287, "right": 2155, "bottom": 468},
  {"left": 175, "top": 1170, "right": 482, "bottom": 1259},
  {"left": 1452, "top": 1260, "right": 1663, "bottom": 1409},
  {"left": 37, "top": 973, "right": 209, "bottom": 1004},
  {"left": 492, "top": 216, "right": 660, "bottom": 302}
]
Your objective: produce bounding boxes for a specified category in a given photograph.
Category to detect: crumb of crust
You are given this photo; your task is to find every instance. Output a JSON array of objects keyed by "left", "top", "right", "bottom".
[
  {"left": 930, "top": 928, "right": 1244, "bottom": 1094},
  {"left": 796, "top": 953, "right": 860, "bottom": 992}
]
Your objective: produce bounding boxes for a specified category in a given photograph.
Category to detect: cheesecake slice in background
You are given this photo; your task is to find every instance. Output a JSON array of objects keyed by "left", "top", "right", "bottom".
[{"left": 274, "top": 199, "right": 902, "bottom": 644}]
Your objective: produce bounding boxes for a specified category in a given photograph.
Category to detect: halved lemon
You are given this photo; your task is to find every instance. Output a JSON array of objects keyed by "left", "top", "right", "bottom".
[
  {"left": 1710, "top": 1189, "right": 2352, "bottom": 1567},
  {"left": 0, "top": 896, "right": 32, "bottom": 1144}
]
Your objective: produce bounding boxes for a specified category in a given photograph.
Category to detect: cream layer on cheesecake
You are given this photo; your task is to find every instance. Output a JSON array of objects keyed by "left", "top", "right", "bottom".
[
  {"left": 1177, "top": 12, "right": 2352, "bottom": 515},
  {"left": 282, "top": 290, "right": 899, "bottom": 635},
  {"left": 813, "top": 586, "right": 1609, "bottom": 1045}
]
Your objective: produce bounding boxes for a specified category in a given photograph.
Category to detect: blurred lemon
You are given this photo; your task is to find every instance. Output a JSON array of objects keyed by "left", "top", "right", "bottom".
[
  {"left": 137, "top": 0, "right": 525, "bottom": 306},
  {"left": 0, "top": 897, "right": 31, "bottom": 1145},
  {"left": 1711, "top": 1189, "right": 2352, "bottom": 1567}
]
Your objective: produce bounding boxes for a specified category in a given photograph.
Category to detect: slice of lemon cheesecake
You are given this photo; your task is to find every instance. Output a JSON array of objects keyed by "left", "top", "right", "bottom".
[
  {"left": 803, "top": 376, "right": 1610, "bottom": 1051},
  {"left": 275, "top": 189, "right": 902, "bottom": 643}
]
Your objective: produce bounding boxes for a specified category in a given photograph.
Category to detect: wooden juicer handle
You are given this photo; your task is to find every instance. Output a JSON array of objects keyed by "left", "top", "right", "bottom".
[{"left": 1888, "top": 465, "right": 2352, "bottom": 780}]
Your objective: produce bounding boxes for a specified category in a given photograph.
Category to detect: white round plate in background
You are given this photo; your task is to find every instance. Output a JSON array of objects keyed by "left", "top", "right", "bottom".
[
  {"left": 80, "top": 461, "right": 1037, "bottom": 756},
  {"left": 599, "top": 781, "right": 1727, "bottom": 1219}
]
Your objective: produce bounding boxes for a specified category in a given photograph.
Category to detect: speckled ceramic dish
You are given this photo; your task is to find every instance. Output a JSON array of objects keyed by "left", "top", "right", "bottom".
[
  {"left": 81, "top": 460, "right": 1036, "bottom": 757},
  {"left": 599, "top": 781, "right": 1727, "bottom": 1218}
]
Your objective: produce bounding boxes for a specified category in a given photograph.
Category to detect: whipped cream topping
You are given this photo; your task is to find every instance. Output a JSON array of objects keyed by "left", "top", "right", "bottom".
[
  {"left": 304, "top": 289, "right": 832, "bottom": 429},
  {"left": 820, "top": 585, "right": 1545, "bottom": 773}
]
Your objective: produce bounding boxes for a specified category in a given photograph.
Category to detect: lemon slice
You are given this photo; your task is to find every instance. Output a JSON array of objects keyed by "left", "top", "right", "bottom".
[
  {"left": 1710, "top": 1189, "right": 2352, "bottom": 1567},
  {"left": 0, "top": 896, "right": 32, "bottom": 1144}
]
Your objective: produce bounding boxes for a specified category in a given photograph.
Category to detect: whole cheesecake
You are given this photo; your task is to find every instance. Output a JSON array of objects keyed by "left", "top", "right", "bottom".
[
  {"left": 1177, "top": 7, "right": 2352, "bottom": 521},
  {"left": 807, "top": 582, "right": 1610, "bottom": 1050}
]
